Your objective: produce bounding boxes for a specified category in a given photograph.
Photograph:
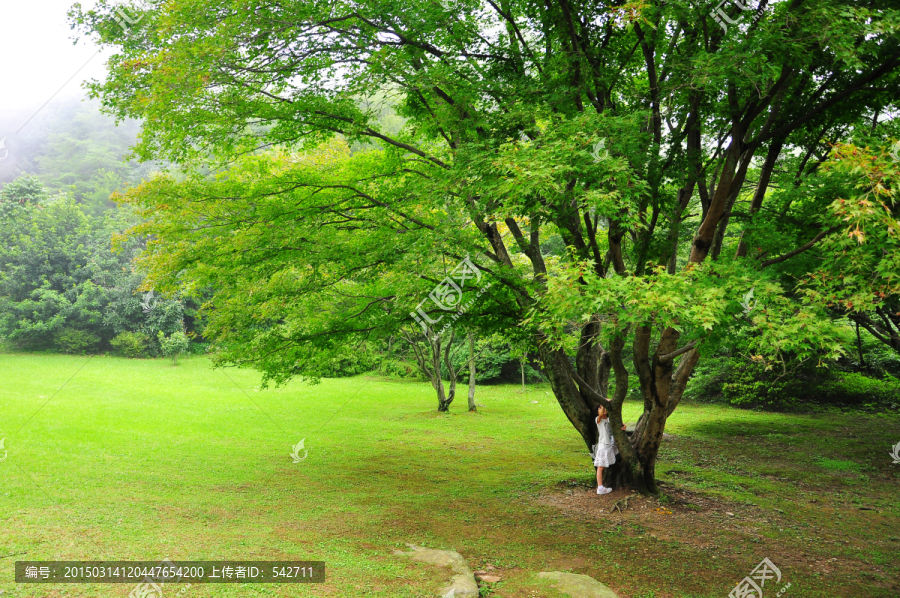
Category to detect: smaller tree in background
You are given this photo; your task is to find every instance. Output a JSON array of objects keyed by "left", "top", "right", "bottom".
[
  {"left": 158, "top": 325, "right": 190, "bottom": 365},
  {"left": 400, "top": 326, "right": 460, "bottom": 412}
]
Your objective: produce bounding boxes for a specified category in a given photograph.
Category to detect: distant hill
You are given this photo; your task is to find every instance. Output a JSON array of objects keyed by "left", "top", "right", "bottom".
[{"left": 0, "top": 98, "right": 165, "bottom": 216}]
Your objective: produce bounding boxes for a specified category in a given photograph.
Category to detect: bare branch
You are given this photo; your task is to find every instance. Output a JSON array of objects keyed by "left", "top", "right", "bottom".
[{"left": 761, "top": 226, "right": 839, "bottom": 267}]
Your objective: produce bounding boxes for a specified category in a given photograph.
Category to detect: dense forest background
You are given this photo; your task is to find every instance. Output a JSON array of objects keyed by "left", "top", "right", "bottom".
[{"left": 1, "top": 99, "right": 898, "bottom": 410}]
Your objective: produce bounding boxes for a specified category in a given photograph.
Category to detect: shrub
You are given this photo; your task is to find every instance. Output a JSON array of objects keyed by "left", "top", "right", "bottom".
[
  {"left": 379, "top": 358, "right": 422, "bottom": 379},
  {"left": 158, "top": 330, "right": 190, "bottom": 365},
  {"left": 187, "top": 342, "right": 211, "bottom": 355},
  {"left": 721, "top": 363, "right": 808, "bottom": 409},
  {"left": 686, "top": 355, "right": 900, "bottom": 412},
  {"left": 53, "top": 328, "right": 101, "bottom": 354},
  {"left": 817, "top": 372, "right": 900, "bottom": 410},
  {"left": 110, "top": 331, "right": 151, "bottom": 358}
]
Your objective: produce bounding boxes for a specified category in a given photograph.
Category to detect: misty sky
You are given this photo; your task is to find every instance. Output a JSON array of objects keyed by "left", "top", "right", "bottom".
[{"left": 0, "top": 0, "right": 106, "bottom": 128}]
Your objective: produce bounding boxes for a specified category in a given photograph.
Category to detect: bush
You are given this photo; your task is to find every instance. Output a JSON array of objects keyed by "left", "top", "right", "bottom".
[
  {"left": 110, "top": 331, "right": 151, "bottom": 358},
  {"left": 379, "top": 358, "right": 422, "bottom": 379},
  {"left": 187, "top": 342, "right": 211, "bottom": 355},
  {"left": 721, "top": 363, "right": 808, "bottom": 408},
  {"left": 685, "top": 355, "right": 900, "bottom": 412},
  {"left": 158, "top": 330, "right": 190, "bottom": 365},
  {"left": 53, "top": 328, "right": 101, "bottom": 354},
  {"left": 818, "top": 372, "right": 900, "bottom": 410}
]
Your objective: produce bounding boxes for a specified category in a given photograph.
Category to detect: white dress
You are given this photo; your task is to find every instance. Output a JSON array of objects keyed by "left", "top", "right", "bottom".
[{"left": 591, "top": 417, "right": 619, "bottom": 467}]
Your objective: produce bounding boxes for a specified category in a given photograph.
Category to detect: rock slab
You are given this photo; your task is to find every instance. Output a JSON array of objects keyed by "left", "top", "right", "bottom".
[
  {"left": 537, "top": 571, "right": 620, "bottom": 598},
  {"left": 394, "top": 544, "right": 478, "bottom": 597}
]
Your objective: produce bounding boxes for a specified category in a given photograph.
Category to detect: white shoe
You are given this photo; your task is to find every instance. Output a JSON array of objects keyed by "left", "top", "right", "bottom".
[{"left": 598, "top": 486, "right": 612, "bottom": 495}]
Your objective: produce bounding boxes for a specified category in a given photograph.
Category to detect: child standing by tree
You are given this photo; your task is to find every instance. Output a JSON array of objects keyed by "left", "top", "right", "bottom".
[{"left": 593, "top": 405, "right": 626, "bottom": 495}]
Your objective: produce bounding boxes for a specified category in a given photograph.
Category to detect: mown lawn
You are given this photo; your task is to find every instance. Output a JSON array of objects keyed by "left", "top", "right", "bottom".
[{"left": 1, "top": 353, "right": 898, "bottom": 597}]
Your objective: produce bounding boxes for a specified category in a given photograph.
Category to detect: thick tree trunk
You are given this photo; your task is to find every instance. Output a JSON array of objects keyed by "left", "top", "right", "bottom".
[{"left": 538, "top": 320, "right": 701, "bottom": 496}]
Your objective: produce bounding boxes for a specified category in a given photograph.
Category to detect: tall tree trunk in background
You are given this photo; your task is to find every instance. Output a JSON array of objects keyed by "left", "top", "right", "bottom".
[
  {"left": 467, "top": 329, "right": 477, "bottom": 412},
  {"left": 520, "top": 355, "right": 526, "bottom": 393},
  {"left": 379, "top": 335, "right": 394, "bottom": 375},
  {"left": 443, "top": 336, "right": 458, "bottom": 412},
  {"left": 856, "top": 322, "right": 866, "bottom": 369}
]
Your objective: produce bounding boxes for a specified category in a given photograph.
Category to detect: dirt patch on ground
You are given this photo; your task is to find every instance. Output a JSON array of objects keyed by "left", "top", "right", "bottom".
[
  {"left": 533, "top": 478, "right": 898, "bottom": 597},
  {"left": 534, "top": 479, "right": 747, "bottom": 549}
]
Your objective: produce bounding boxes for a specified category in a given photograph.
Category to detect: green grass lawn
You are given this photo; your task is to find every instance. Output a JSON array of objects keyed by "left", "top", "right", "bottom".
[{"left": 1, "top": 353, "right": 899, "bottom": 597}]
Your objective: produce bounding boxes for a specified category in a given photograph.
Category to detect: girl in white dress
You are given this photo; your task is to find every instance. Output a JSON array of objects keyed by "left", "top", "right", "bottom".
[{"left": 592, "top": 405, "right": 626, "bottom": 495}]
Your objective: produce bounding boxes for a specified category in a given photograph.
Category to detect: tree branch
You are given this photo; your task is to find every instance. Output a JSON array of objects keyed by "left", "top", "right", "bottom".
[
  {"left": 760, "top": 226, "right": 839, "bottom": 267},
  {"left": 658, "top": 341, "right": 699, "bottom": 364}
]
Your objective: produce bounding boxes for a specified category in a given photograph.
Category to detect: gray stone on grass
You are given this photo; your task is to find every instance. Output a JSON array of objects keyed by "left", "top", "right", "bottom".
[
  {"left": 537, "top": 571, "right": 620, "bottom": 598},
  {"left": 625, "top": 424, "right": 674, "bottom": 440},
  {"left": 394, "top": 544, "right": 478, "bottom": 597}
]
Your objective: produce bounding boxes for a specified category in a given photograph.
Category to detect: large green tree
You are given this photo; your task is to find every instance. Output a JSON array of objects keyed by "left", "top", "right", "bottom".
[{"left": 72, "top": 0, "right": 900, "bottom": 492}]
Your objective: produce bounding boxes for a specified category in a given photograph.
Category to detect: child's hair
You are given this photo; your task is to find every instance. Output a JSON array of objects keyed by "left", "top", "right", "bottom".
[{"left": 597, "top": 405, "right": 608, "bottom": 419}]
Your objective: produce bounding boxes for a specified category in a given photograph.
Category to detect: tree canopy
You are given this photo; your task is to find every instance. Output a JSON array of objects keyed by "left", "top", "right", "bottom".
[{"left": 71, "top": 0, "right": 900, "bottom": 492}]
